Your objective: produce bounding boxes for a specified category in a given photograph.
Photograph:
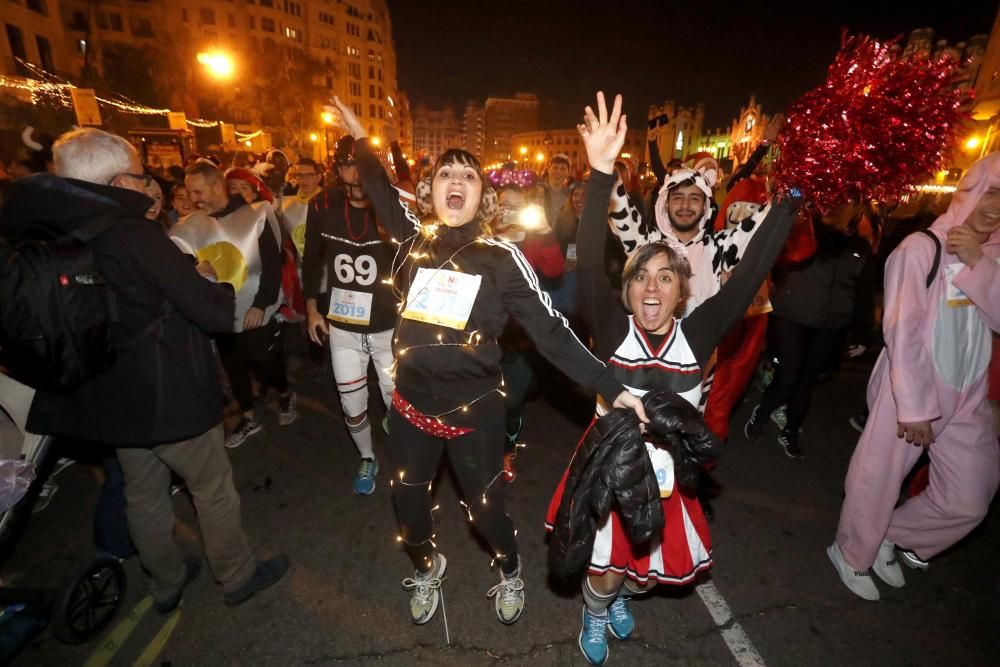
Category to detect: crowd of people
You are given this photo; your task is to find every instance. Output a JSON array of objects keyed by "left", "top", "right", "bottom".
[{"left": 0, "top": 87, "right": 997, "bottom": 665}]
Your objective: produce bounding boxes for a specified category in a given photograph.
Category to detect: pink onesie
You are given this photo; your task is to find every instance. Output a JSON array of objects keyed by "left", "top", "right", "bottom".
[{"left": 835, "top": 154, "right": 1000, "bottom": 569}]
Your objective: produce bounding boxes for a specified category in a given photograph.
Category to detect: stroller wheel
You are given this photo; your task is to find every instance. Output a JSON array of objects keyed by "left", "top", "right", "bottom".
[{"left": 50, "top": 555, "right": 127, "bottom": 644}]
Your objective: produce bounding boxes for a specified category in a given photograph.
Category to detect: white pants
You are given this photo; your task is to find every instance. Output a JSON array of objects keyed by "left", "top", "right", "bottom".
[{"left": 329, "top": 328, "right": 394, "bottom": 418}]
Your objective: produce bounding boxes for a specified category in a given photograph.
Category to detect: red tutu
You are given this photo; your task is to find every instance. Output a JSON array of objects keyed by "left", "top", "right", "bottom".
[{"left": 545, "top": 421, "right": 713, "bottom": 585}]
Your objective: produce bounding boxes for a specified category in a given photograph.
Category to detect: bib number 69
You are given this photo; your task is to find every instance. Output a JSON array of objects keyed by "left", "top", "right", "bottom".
[{"left": 333, "top": 253, "right": 376, "bottom": 286}]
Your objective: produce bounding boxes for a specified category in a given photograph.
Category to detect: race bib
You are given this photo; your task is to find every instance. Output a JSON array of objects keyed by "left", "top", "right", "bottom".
[
  {"left": 327, "top": 287, "right": 373, "bottom": 326},
  {"left": 401, "top": 268, "right": 481, "bottom": 330},
  {"left": 645, "top": 442, "right": 674, "bottom": 499},
  {"left": 944, "top": 263, "right": 972, "bottom": 308},
  {"left": 565, "top": 243, "right": 578, "bottom": 263}
]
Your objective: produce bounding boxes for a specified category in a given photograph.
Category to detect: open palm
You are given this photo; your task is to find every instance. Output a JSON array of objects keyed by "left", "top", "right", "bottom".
[{"left": 577, "top": 92, "right": 627, "bottom": 174}]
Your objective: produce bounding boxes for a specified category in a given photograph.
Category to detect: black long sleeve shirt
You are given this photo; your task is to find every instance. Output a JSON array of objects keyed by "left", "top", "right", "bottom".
[{"left": 355, "top": 139, "right": 623, "bottom": 426}]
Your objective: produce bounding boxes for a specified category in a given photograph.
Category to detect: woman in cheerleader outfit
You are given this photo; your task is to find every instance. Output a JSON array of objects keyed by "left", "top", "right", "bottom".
[{"left": 543, "top": 94, "right": 797, "bottom": 665}]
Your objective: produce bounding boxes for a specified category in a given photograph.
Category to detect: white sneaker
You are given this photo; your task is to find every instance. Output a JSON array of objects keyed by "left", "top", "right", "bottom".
[
  {"left": 402, "top": 553, "right": 447, "bottom": 624},
  {"left": 871, "top": 540, "right": 905, "bottom": 588},
  {"left": 827, "top": 542, "right": 879, "bottom": 601},
  {"left": 898, "top": 548, "right": 930, "bottom": 571},
  {"left": 486, "top": 557, "right": 525, "bottom": 624}
]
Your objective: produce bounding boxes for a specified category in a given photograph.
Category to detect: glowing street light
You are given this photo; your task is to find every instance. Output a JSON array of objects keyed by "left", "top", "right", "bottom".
[
  {"left": 196, "top": 50, "right": 235, "bottom": 79},
  {"left": 519, "top": 146, "right": 528, "bottom": 156},
  {"left": 321, "top": 111, "right": 334, "bottom": 125},
  {"left": 371, "top": 136, "right": 381, "bottom": 147},
  {"left": 965, "top": 135, "right": 982, "bottom": 150},
  {"left": 535, "top": 152, "right": 545, "bottom": 162},
  {"left": 309, "top": 133, "right": 319, "bottom": 142}
]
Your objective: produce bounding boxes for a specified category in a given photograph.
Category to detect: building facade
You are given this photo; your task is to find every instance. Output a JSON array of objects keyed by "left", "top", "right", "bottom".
[
  {"left": 463, "top": 101, "right": 484, "bottom": 159},
  {"left": 483, "top": 93, "right": 539, "bottom": 164},
  {"left": 728, "top": 95, "right": 768, "bottom": 170},
  {"left": 411, "top": 102, "right": 461, "bottom": 160},
  {"left": 646, "top": 100, "right": 704, "bottom": 168},
  {"left": 509, "top": 127, "right": 646, "bottom": 175}
]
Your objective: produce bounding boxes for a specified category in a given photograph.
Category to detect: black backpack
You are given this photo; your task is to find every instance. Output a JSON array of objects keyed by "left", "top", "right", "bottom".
[
  {"left": 917, "top": 229, "right": 942, "bottom": 288},
  {"left": 0, "top": 216, "right": 123, "bottom": 392}
]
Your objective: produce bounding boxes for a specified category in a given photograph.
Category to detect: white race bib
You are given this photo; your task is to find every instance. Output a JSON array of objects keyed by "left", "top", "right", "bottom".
[
  {"left": 401, "top": 268, "right": 481, "bottom": 330},
  {"left": 944, "top": 263, "right": 972, "bottom": 308},
  {"left": 565, "top": 243, "right": 578, "bottom": 263},
  {"left": 645, "top": 442, "right": 674, "bottom": 499},
  {"left": 327, "top": 287, "right": 373, "bottom": 326}
]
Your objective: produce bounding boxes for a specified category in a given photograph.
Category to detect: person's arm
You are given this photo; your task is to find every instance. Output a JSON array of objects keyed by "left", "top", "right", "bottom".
[
  {"left": 648, "top": 135, "right": 666, "bottom": 181},
  {"left": 683, "top": 198, "right": 797, "bottom": 366},
  {"left": 608, "top": 176, "right": 651, "bottom": 256},
  {"left": 390, "top": 141, "right": 412, "bottom": 184},
  {"left": 578, "top": 169, "right": 629, "bottom": 355},
  {"left": 726, "top": 114, "right": 784, "bottom": 190},
  {"left": 252, "top": 219, "right": 282, "bottom": 310},
  {"left": 130, "top": 222, "right": 235, "bottom": 333},
  {"left": 495, "top": 242, "right": 623, "bottom": 404}
]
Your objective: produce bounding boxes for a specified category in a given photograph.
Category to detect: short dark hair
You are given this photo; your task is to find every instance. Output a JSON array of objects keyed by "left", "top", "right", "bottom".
[
  {"left": 620, "top": 242, "right": 692, "bottom": 316},
  {"left": 496, "top": 184, "right": 523, "bottom": 195},
  {"left": 297, "top": 157, "right": 318, "bottom": 171},
  {"left": 185, "top": 160, "right": 222, "bottom": 183},
  {"left": 550, "top": 155, "right": 571, "bottom": 168}
]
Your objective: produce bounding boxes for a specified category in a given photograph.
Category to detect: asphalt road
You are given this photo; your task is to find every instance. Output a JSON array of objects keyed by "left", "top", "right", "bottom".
[{"left": 6, "top": 354, "right": 999, "bottom": 666}]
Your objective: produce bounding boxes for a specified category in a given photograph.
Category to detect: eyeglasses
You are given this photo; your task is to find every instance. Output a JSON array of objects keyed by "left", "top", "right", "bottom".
[
  {"left": 111, "top": 172, "right": 153, "bottom": 187},
  {"left": 297, "top": 171, "right": 319, "bottom": 178}
]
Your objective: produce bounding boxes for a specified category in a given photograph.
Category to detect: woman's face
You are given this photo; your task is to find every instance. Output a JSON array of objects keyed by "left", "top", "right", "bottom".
[
  {"left": 432, "top": 160, "right": 483, "bottom": 227},
  {"left": 571, "top": 185, "right": 587, "bottom": 216},
  {"left": 626, "top": 252, "right": 682, "bottom": 335},
  {"left": 228, "top": 179, "right": 257, "bottom": 204},
  {"left": 145, "top": 180, "right": 163, "bottom": 220},
  {"left": 171, "top": 186, "right": 195, "bottom": 216}
]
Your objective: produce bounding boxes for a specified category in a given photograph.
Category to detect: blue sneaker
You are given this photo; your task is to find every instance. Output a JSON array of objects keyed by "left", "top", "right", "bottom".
[
  {"left": 578, "top": 607, "right": 609, "bottom": 665},
  {"left": 353, "top": 458, "right": 378, "bottom": 495},
  {"left": 607, "top": 596, "right": 634, "bottom": 640}
]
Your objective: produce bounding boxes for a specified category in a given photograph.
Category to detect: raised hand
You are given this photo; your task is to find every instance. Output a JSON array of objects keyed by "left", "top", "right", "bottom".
[
  {"left": 947, "top": 225, "right": 984, "bottom": 268},
  {"left": 324, "top": 96, "right": 367, "bottom": 140},
  {"left": 577, "top": 92, "right": 627, "bottom": 175}
]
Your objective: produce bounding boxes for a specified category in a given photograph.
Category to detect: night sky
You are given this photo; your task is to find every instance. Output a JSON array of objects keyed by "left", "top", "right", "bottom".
[{"left": 387, "top": 0, "right": 998, "bottom": 129}]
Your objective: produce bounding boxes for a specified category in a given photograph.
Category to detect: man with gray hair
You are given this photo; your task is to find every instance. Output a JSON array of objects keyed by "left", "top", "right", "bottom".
[{"left": 0, "top": 127, "right": 289, "bottom": 610}]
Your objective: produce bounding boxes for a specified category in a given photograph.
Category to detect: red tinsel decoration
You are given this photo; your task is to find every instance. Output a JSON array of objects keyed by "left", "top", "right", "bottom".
[{"left": 772, "top": 32, "right": 970, "bottom": 213}]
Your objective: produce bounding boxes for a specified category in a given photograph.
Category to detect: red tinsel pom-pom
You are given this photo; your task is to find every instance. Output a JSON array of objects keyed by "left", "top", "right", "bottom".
[{"left": 772, "top": 32, "right": 970, "bottom": 213}]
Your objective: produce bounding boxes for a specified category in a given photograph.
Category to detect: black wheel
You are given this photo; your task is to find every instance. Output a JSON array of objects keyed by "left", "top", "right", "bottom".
[{"left": 50, "top": 555, "right": 127, "bottom": 644}]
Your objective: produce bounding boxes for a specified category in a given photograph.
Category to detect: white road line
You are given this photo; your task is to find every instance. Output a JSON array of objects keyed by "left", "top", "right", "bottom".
[{"left": 696, "top": 580, "right": 767, "bottom": 667}]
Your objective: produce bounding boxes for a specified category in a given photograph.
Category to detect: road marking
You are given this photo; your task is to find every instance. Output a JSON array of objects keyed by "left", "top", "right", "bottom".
[
  {"left": 83, "top": 596, "right": 152, "bottom": 667},
  {"left": 132, "top": 607, "right": 182, "bottom": 667},
  {"left": 696, "top": 581, "right": 767, "bottom": 667}
]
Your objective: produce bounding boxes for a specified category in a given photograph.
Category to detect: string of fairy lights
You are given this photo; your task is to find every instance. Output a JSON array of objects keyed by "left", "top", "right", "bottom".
[
  {"left": 1, "top": 59, "right": 263, "bottom": 134},
  {"left": 381, "top": 198, "right": 525, "bottom": 570}
]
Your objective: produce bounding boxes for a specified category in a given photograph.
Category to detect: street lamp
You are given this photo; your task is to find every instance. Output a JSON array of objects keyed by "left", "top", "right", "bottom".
[
  {"left": 196, "top": 50, "right": 235, "bottom": 79},
  {"left": 371, "top": 136, "right": 381, "bottom": 147},
  {"left": 321, "top": 110, "right": 335, "bottom": 162},
  {"left": 519, "top": 145, "right": 527, "bottom": 169},
  {"left": 309, "top": 133, "right": 319, "bottom": 142},
  {"left": 965, "top": 135, "right": 982, "bottom": 150}
]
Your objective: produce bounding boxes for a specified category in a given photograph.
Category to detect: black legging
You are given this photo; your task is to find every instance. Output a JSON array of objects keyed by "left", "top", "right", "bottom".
[
  {"left": 217, "top": 319, "right": 289, "bottom": 412},
  {"left": 757, "top": 314, "right": 845, "bottom": 433},
  {"left": 385, "top": 405, "right": 518, "bottom": 574}
]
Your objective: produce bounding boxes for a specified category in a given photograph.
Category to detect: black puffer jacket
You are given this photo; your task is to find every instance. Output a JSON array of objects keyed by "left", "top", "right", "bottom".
[{"left": 548, "top": 391, "right": 722, "bottom": 581}]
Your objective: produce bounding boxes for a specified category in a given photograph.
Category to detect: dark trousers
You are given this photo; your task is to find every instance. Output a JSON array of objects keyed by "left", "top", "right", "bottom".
[
  {"left": 94, "top": 455, "right": 136, "bottom": 559},
  {"left": 217, "top": 319, "right": 289, "bottom": 413},
  {"left": 758, "top": 315, "right": 845, "bottom": 433},
  {"left": 385, "top": 406, "right": 518, "bottom": 574}
]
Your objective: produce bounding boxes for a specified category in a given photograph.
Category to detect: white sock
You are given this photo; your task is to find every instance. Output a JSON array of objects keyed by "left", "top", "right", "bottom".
[{"left": 347, "top": 415, "right": 374, "bottom": 459}]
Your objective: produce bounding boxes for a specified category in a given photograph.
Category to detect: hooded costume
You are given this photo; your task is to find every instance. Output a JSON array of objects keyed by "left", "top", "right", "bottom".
[{"left": 835, "top": 153, "right": 1000, "bottom": 569}]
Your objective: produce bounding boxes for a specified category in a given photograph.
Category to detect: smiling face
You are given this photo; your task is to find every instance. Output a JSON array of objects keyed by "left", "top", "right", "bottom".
[
  {"left": 548, "top": 161, "right": 570, "bottom": 189},
  {"left": 624, "top": 248, "right": 687, "bottom": 334},
  {"left": 570, "top": 184, "right": 587, "bottom": 216},
  {"left": 432, "top": 158, "right": 484, "bottom": 226},
  {"left": 145, "top": 179, "right": 163, "bottom": 220},
  {"left": 227, "top": 179, "right": 257, "bottom": 204},
  {"left": 965, "top": 185, "right": 1000, "bottom": 238},
  {"left": 666, "top": 183, "right": 707, "bottom": 233},
  {"left": 170, "top": 186, "right": 195, "bottom": 216}
]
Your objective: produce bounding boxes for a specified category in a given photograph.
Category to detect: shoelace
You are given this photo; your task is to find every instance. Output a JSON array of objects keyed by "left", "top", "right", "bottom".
[
  {"left": 401, "top": 573, "right": 445, "bottom": 607},
  {"left": 583, "top": 610, "right": 607, "bottom": 642},
  {"left": 486, "top": 576, "right": 524, "bottom": 609},
  {"left": 608, "top": 597, "right": 630, "bottom": 624},
  {"left": 359, "top": 460, "right": 376, "bottom": 479}
]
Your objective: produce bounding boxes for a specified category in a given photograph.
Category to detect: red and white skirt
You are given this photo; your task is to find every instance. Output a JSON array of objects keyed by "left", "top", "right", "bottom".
[{"left": 544, "top": 421, "right": 713, "bottom": 586}]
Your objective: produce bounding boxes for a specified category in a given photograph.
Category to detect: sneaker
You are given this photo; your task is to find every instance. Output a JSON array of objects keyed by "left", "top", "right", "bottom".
[
  {"left": 744, "top": 404, "right": 766, "bottom": 440},
  {"left": 502, "top": 452, "right": 517, "bottom": 483},
  {"left": 31, "top": 481, "right": 58, "bottom": 514},
  {"left": 486, "top": 557, "right": 525, "bottom": 624},
  {"left": 827, "top": 542, "right": 879, "bottom": 601},
  {"left": 770, "top": 406, "right": 788, "bottom": 430},
  {"left": 224, "top": 555, "right": 290, "bottom": 606},
  {"left": 278, "top": 392, "right": 298, "bottom": 426},
  {"left": 353, "top": 457, "right": 378, "bottom": 495},
  {"left": 898, "top": 548, "right": 930, "bottom": 571},
  {"left": 777, "top": 429, "right": 804, "bottom": 459},
  {"left": 154, "top": 556, "right": 201, "bottom": 614},
  {"left": 225, "top": 416, "right": 263, "bottom": 449},
  {"left": 402, "top": 553, "right": 447, "bottom": 625},
  {"left": 849, "top": 412, "right": 868, "bottom": 434},
  {"left": 872, "top": 540, "right": 905, "bottom": 588},
  {"left": 607, "top": 596, "right": 634, "bottom": 640},
  {"left": 579, "top": 606, "right": 610, "bottom": 665},
  {"left": 51, "top": 457, "right": 75, "bottom": 478}
]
